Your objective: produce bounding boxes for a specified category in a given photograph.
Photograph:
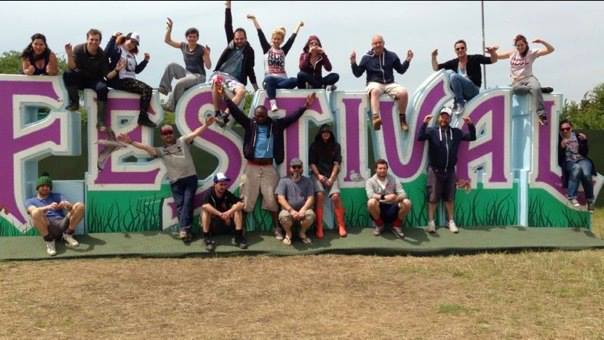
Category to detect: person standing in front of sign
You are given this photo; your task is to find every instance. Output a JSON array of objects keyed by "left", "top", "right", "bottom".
[
  {"left": 431, "top": 40, "right": 498, "bottom": 116},
  {"left": 418, "top": 108, "right": 476, "bottom": 234},
  {"left": 351, "top": 35, "right": 414, "bottom": 131},
  {"left": 117, "top": 116, "right": 215, "bottom": 243},
  {"left": 490, "top": 35, "right": 555, "bottom": 126}
]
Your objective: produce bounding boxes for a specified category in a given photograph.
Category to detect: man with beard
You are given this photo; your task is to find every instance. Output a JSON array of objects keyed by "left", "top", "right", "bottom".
[{"left": 418, "top": 107, "right": 476, "bottom": 233}]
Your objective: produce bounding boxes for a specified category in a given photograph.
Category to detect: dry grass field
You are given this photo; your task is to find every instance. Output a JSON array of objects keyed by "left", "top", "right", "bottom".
[{"left": 1, "top": 250, "right": 604, "bottom": 339}]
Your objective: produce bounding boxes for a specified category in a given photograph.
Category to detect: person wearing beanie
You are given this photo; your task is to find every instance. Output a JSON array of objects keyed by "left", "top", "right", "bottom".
[
  {"left": 297, "top": 35, "right": 339, "bottom": 90},
  {"left": 309, "top": 124, "right": 347, "bottom": 239},
  {"left": 25, "top": 173, "right": 85, "bottom": 256},
  {"left": 417, "top": 108, "right": 476, "bottom": 234}
]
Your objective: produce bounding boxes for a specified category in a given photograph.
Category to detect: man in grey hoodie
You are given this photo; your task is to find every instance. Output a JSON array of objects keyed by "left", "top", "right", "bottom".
[{"left": 351, "top": 35, "right": 414, "bottom": 131}]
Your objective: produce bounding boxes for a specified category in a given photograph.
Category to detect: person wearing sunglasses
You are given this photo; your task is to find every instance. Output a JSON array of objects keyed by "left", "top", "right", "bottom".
[
  {"left": 490, "top": 35, "right": 555, "bottom": 126},
  {"left": 557, "top": 120, "right": 596, "bottom": 212},
  {"left": 117, "top": 116, "right": 215, "bottom": 243},
  {"left": 431, "top": 40, "right": 498, "bottom": 115},
  {"left": 275, "top": 158, "right": 316, "bottom": 246}
]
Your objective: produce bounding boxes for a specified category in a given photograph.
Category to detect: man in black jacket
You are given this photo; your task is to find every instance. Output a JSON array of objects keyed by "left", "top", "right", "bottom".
[
  {"left": 210, "top": 0, "right": 259, "bottom": 127},
  {"left": 418, "top": 108, "right": 476, "bottom": 233},
  {"left": 558, "top": 119, "right": 595, "bottom": 212},
  {"left": 431, "top": 40, "right": 498, "bottom": 115},
  {"left": 214, "top": 84, "right": 316, "bottom": 240}
]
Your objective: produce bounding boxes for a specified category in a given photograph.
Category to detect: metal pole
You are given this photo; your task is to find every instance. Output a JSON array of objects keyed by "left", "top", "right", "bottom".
[{"left": 481, "top": 0, "right": 487, "bottom": 89}]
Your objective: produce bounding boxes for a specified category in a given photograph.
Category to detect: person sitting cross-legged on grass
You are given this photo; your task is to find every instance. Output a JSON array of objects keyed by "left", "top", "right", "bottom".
[
  {"left": 276, "top": 158, "right": 316, "bottom": 246},
  {"left": 25, "top": 173, "right": 85, "bottom": 256},
  {"left": 200, "top": 172, "right": 246, "bottom": 251},
  {"left": 365, "top": 159, "right": 411, "bottom": 239}
]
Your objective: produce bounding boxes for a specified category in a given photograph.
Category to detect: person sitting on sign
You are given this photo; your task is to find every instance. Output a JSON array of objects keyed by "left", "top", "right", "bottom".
[
  {"left": 158, "top": 19, "right": 211, "bottom": 113},
  {"left": 490, "top": 35, "right": 555, "bottom": 126},
  {"left": 297, "top": 34, "right": 339, "bottom": 90},
  {"left": 25, "top": 173, "right": 85, "bottom": 256},
  {"left": 117, "top": 116, "right": 215, "bottom": 243},
  {"left": 20, "top": 33, "right": 58, "bottom": 76},
  {"left": 247, "top": 14, "right": 303, "bottom": 112},
  {"left": 105, "top": 32, "right": 156, "bottom": 128}
]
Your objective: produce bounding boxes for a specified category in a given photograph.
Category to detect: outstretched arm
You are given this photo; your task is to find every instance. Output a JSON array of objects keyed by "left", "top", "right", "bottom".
[
  {"left": 117, "top": 133, "right": 158, "bottom": 157},
  {"left": 485, "top": 46, "right": 499, "bottom": 63},
  {"left": 225, "top": 1, "right": 234, "bottom": 43},
  {"left": 247, "top": 15, "right": 270, "bottom": 53},
  {"left": 282, "top": 21, "right": 303, "bottom": 55},
  {"left": 183, "top": 116, "right": 216, "bottom": 144},
  {"left": 534, "top": 39, "right": 555, "bottom": 57}
]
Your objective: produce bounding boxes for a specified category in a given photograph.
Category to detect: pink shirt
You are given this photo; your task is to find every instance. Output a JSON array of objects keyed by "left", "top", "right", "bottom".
[{"left": 510, "top": 49, "right": 539, "bottom": 82}]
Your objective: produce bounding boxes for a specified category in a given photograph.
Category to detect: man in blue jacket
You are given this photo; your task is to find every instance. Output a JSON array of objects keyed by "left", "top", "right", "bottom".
[
  {"left": 351, "top": 35, "right": 414, "bottom": 131},
  {"left": 418, "top": 107, "right": 476, "bottom": 234},
  {"left": 214, "top": 84, "right": 316, "bottom": 240}
]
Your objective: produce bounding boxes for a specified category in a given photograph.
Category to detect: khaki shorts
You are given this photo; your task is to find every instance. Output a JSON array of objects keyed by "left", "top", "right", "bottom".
[
  {"left": 241, "top": 163, "right": 279, "bottom": 212},
  {"left": 278, "top": 209, "right": 316, "bottom": 228},
  {"left": 366, "top": 82, "right": 406, "bottom": 99},
  {"left": 313, "top": 177, "right": 340, "bottom": 196}
]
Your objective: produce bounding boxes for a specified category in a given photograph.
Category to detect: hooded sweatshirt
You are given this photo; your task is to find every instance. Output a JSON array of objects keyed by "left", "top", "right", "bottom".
[
  {"left": 417, "top": 120, "right": 476, "bottom": 170},
  {"left": 299, "top": 35, "right": 333, "bottom": 81},
  {"left": 351, "top": 48, "right": 409, "bottom": 85}
]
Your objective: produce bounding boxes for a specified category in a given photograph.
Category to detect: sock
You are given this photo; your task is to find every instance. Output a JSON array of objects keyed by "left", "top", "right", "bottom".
[
  {"left": 392, "top": 218, "right": 402, "bottom": 228},
  {"left": 374, "top": 218, "right": 384, "bottom": 227},
  {"left": 64, "top": 228, "right": 75, "bottom": 235}
]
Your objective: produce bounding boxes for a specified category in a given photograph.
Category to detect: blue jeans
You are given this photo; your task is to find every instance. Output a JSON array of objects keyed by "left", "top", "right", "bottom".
[
  {"left": 565, "top": 160, "right": 594, "bottom": 201},
  {"left": 170, "top": 175, "right": 198, "bottom": 232},
  {"left": 446, "top": 70, "right": 479, "bottom": 105},
  {"left": 296, "top": 71, "right": 339, "bottom": 89},
  {"left": 263, "top": 76, "right": 298, "bottom": 99}
]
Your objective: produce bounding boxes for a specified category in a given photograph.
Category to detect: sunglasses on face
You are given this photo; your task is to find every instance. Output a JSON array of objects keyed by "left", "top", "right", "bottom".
[
  {"left": 560, "top": 127, "right": 571, "bottom": 132},
  {"left": 291, "top": 165, "right": 302, "bottom": 169},
  {"left": 456, "top": 47, "right": 466, "bottom": 51},
  {"left": 161, "top": 130, "right": 174, "bottom": 136}
]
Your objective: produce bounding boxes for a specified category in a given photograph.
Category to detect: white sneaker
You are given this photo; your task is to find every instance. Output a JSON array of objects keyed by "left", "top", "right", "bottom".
[
  {"left": 46, "top": 240, "right": 57, "bottom": 256},
  {"left": 448, "top": 220, "right": 459, "bottom": 233},
  {"left": 427, "top": 220, "right": 436, "bottom": 233},
  {"left": 570, "top": 199, "right": 580, "bottom": 207},
  {"left": 63, "top": 233, "right": 79, "bottom": 247},
  {"left": 269, "top": 99, "right": 279, "bottom": 112}
]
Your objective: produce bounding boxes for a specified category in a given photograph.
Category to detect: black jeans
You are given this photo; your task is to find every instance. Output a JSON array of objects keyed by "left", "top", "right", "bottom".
[
  {"left": 296, "top": 71, "right": 339, "bottom": 89},
  {"left": 63, "top": 70, "right": 108, "bottom": 105}
]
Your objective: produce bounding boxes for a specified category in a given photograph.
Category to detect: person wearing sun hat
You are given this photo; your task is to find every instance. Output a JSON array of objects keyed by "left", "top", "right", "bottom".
[
  {"left": 418, "top": 106, "right": 476, "bottom": 234},
  {"left": 200, "top": 172, "right": 246, "bottom": 251},
  {"left": 104, "top": 31, "right": 156, "bottom": 128},
  {"left": 25, "top": 173, "right": 85, "bottom": 256},
  {"left": 117, "top": 116, "right": 215, "bottom": 243}
]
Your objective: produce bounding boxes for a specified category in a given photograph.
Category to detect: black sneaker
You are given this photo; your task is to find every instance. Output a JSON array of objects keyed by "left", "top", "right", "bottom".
[
  {"left": 238, "top": 235, "right": 248, "bottom": 249},
  {"left": 588, "top": 202, "right": 595, "bottom": 213},
  {"left": 215, "top": 112, "right": 230, "bottom": 128},
  {"left": 541, "top": 87, "right": 554, "bottom": 94},
  {"left": 138, "top": 115, "right": 157, "bottom": 128},
  {"left": 204, "top": 238, "right": 216, "bottom": 252}
]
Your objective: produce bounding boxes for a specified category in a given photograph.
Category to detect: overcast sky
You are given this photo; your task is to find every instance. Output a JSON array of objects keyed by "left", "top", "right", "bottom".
[{"left": 3, "top": 1, "right": 602, "bottom": 103}]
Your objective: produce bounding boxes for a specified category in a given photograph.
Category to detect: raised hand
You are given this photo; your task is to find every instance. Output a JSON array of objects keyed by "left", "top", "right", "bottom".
[
  {"left": 485, "top": 45, "right": 499, "bottom": 54},
  {"left": 205, "top": 115, "right": 216, "bottom": 126},
  {"left": 532, "top": 38, "right": 544, "bottom": 44},
  {"left": 463, "top": 116, "right": 473, "bottom": 125},
  {"left": 144, "top": 53, "right": 150, "bottom": 61},
  {"left": 246, "top": 14, "right": 256, "bottom": 20},
  {"left": 350, "top": 50, "right": 357, "bottom": 64},
  {"left": 166, "top": 17, "right": 173, "bottom": 31},
  {"left": 406, "top": 49, "right": 414, "bottom": 61},
  {"left": 204, "top": 45, "right": 211, "bottom": 56},
  {"left": 305, "top": 92, "right": 317, "bottom": 108},
  {"left": 431, "top": 49, "right": 438, "bottom": 57},
  {"left": 225, "top": 0, "right": 231, "bottom": 8},
  {"left": 424, "top": 114, "right": 433, "bottom": 124},
  {"left": 64, "top": 43, "right": 73, "bottom": 55},
  {"left": 113, "top": 32, "right": 122, "bottom": 38},
  {"left": 117, "top": 133, "right": 132, "bottom": 144}
]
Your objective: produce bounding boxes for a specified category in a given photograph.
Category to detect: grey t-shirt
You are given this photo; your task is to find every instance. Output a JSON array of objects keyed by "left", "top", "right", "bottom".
[
  {"left": 155, "top": 136, "right": 197, "bottom": 183},
  {"left": 180, "top": 42, "right": 205, "bottom": 75},
  {"left": 275, "top": 176, "right": 315, "bottom": 210},
  {"left": 218, "top": 46, "right": 244, "bottom": 80}
]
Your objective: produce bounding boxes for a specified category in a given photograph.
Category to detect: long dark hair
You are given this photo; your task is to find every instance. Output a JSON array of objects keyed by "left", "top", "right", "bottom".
[{"left": 21, "top": 33, "right": 51, "bottom": 61}]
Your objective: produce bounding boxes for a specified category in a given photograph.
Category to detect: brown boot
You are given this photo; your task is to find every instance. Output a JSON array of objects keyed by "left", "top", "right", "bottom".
[
  {"left": 334, "top": 205, "right": 347, "bottom": 238},
  {"left": 315, "top": 205, "right": 324, "bottom": 239},
  {"left": 371, "top": 113, "right": 382, "bottom": 130}
]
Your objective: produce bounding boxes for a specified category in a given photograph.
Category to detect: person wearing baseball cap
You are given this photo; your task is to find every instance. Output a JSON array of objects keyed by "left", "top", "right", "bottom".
[
  {"left": 275, "top": 158, "right": 316, "bottom": 246},
  {"left": 117, "top": 117, "right": 215, "bottom": 243},
  {"left": 200, "top": 172, "right": 246, "bottom": 251},
  {"left": 104, "top": 31, "right": 156, "bottom": 128},
  {"left": 418, "top": 107, "right": 476, "bottom": 234},
  {"left": 25, "top": 173, "right": 85, "bottom": 256}
]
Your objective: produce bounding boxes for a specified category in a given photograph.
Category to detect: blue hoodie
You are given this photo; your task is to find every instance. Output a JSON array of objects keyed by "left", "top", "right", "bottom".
[{"left": 351, "top": 48, "right": 409, "bottom": 85}]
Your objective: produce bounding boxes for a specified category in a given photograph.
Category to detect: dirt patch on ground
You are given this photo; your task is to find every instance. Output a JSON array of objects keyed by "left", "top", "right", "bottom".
[{"left": 1, "top": 251, "right": 603, "bottom": 339}]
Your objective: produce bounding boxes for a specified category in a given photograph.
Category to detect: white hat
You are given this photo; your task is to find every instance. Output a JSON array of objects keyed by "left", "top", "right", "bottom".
[
  {"left": 128, "top": 32, "right": 141, "bottom": 45},
  {"left": 439, "top": 106, "right": 453, "bottom": 116}
]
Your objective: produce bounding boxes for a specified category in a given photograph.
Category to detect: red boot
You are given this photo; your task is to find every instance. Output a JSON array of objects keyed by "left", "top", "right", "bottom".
[
  {"left": 315, "top": 205, "right": 324, "bottom": 239},
  {"left": 335, "top": 205, "right": 347, "bottom": 238}
]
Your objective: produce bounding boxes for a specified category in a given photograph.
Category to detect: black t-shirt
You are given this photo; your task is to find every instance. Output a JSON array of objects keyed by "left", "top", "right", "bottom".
[
  {"left": 73, "top": 43, "right": 109, "bottom": 80},
  {"left": 202, "top": 188, "right": 241, "bottom": 213},
  {"left": 438, "top": 54, "right": 492, "bottom": 88},
  {"left": 309, "top": 141, "right": 342, "bottom": 177}
]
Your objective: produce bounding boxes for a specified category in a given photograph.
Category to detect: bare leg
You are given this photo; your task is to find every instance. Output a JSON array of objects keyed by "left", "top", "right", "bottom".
[
  {"left": 445, "top": 201, "right": 455, "bottom": 221},
  {"left": 30, "top": 208, "right": 50, "bottom": 237},
  {"left": 397, "top": 198, "right": 412, "bottom": 220},
  {"left": 428, "top": 202, "right": 437, "bottom": 222},
  {"left": 367, "top": 198, "right": 381, "bottom": 220},
  {"left": 67, "top": 203, "right": 85, "bottom": 232}
]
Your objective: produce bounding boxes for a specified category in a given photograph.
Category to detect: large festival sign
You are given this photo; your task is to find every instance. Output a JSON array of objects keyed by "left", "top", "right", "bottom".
[{"left": 0, "top": 71, "right": 601, "bottom": 236}]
